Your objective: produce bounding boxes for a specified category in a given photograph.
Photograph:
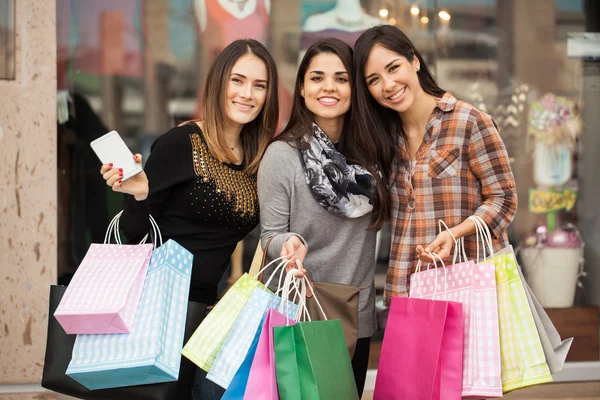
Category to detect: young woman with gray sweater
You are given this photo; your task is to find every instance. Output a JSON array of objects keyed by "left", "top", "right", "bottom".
[{"left": 257, "top": 38, "right": 386, "bottom": 397}]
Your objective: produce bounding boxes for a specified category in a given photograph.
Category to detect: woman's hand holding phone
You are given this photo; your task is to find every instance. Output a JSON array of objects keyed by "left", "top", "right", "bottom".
[{"left": 100, "top": 154, "right": 149, "bottom": 201}]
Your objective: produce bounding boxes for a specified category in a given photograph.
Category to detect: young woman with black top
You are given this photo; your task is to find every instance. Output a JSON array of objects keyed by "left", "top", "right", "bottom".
[{"left": 100, "top": 39, "right": 279, "bottom": 400}]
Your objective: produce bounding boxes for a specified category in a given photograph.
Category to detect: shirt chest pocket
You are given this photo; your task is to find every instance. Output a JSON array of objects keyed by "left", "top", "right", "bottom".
[{"left": 428, "top": 147, "right": 461, "bottom": 179}]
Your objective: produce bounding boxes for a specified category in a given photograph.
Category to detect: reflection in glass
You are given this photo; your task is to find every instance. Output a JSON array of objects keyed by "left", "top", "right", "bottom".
[{"left": 0, "top": 0, "right": 15, "bottom": 80}]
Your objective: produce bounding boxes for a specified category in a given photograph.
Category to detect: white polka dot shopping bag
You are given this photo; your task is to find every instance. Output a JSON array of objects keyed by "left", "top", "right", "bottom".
[
  {"left": 65, "top": 238, "right": 194, "bottom": 390},
  {"left": 468, "top": 216, "right": 554, "bottom": 393},
  {"left": 410, "top": 258, "right": 502, "bottom": 398},
  {"left": 54, "top": 211, "right": 154, "bottom": 334}
]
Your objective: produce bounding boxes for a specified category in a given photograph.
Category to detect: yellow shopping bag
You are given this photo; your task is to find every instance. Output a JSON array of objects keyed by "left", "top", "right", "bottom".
[
  {"left": 468, "top": 216, "right": 553, "bottom": 392},
  {"left": 181, "top": 256, "right": 288, "bottom": 371},
  {"left": 493, "top": 253, "right": 553, "bottom": 392}
]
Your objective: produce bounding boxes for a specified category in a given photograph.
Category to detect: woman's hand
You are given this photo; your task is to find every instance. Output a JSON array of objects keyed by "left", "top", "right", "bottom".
[
  {"left": 281, "top": 236, "right": 307, "bottom": 278},
  {"left": 416, "top": 230, "right": 455, "bottom": 263},
  {"left": 100, "top": 154, "right": 149, "bottom": 201}
]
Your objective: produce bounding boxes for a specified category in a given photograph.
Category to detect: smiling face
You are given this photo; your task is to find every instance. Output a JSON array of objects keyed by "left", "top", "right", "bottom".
[
  {"left": 364, "top": 44, "right": 422, "bottom": 114},
  {"left": 301, "top": 52, "right": 351, "bottom": 127},
  {"left": 224, "top": 53, "right": 269, "bottom": 129}
]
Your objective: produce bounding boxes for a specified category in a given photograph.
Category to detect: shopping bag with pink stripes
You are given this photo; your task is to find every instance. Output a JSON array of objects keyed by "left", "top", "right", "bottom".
[
  {"left": 181, "top": 257, "right": 291, "bottom": 372},
  {"left": 468, "top": 215, "right": 552, "bottom": 393},
  {"left": 54, "top": 211, "right": 154, "bottom": 334},
  {"left": 410, "top": 220, "right": 502, "bottom": 399}
]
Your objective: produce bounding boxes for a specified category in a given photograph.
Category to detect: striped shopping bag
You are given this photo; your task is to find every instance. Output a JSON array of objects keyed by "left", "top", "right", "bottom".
[
  {"left": 493, "top": 253, "right": 553, "bottom": 392},
  {"left": 65, "top": 239, "right": 193, "bottom": 390},
  {"left": 207, "top": 286, "right": 298, "bottom": 389},
  {"left": 54, "top": 245, "right": 152, "bottom": 334},
  {"left": 467, "top": 215, "right": 553, "bottom": 392},
  {"left": 54, "top": 212, "right": 153, "bottom": 334},
  {"left": 181, "top": 273, "right": 266, "bottom": 371}
]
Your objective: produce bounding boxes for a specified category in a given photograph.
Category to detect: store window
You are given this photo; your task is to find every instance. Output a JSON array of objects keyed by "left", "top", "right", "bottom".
[
  {"left": 56, "top": 0, "right": 599, "bottom": 378},
  {"left": 0, "top": 0, "right": 15, "bottom": 79}
]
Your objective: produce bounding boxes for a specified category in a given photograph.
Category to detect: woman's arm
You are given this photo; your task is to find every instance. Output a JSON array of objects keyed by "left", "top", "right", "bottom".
[
  {"left": 119, "top": 128, "right": 192, "bottom": 242},
  {"left": 467, "top": 112, "right": 518, "bottom": 238},
  {"left": 417, "top": 111, "right": 517, "bottom": 262},
  {"left": 257, "top": 144, "right": 308, "bottom": 266}
]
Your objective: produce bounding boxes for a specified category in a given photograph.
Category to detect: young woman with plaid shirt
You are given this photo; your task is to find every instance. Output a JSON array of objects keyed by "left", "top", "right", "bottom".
[{"left": 346, "top": 25, "right": 518, "bottom": 305}]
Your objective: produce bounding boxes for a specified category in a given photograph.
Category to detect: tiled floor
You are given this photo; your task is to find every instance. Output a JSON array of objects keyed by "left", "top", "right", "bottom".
[
  {"left": 360, "top": 382, "right": 600, "bottom": 400},
  {"left": 53, "top": 381, "right": 600, "bottom": 400}
]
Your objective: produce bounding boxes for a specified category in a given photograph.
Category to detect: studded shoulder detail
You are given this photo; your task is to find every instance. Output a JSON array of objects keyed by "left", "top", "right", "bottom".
[{"left": 190, "top": 133, "right": 258, "bottom": 217}]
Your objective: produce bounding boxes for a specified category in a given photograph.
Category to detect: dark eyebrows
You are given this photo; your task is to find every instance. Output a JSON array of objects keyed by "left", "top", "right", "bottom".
[
  {"left": 365, "top": 58, "right": 402, "bottom": 80},
  {"left": 308, "top": 70, "right": 348, "bottom": 75},
  {"left": 230, "top": 72, "right": 267, "bottom": 84}
]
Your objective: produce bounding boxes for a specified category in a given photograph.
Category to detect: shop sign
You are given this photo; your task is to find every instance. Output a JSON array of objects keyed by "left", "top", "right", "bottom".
[{"left": 529, "top": 188, "right": 577, "bottom": 213}]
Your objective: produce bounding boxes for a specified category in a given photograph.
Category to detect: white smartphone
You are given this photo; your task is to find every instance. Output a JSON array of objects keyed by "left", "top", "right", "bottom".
[{"left": 90, "top": 130, "right": 143, "bottom": 182}]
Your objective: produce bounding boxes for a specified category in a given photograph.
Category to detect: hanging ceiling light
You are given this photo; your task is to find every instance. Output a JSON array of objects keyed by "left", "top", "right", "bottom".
[{"left": 438, "top": 10, "right": 451, "bottom": 21}]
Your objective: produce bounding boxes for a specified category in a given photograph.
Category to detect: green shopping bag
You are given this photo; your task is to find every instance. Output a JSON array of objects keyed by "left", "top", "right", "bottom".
[{"left": 274, "top": 319, "right": 359, "bottom": 400}]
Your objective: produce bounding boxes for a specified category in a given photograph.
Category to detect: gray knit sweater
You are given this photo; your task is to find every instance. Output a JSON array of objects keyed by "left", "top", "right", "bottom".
[{"left": 257, "top": 140, "right": 377, "bottom": 338}]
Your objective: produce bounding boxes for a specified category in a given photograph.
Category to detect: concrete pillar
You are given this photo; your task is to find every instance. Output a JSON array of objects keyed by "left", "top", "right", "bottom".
[{"left": 0, "top": 0, "right": 57, "bottom": 397}]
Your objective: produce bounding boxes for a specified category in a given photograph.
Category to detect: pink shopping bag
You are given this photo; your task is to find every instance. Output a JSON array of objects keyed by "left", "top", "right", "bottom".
[
  {"left": 244, "top": 308, "right": 297, "bottom": 400},
  {"left": 54, "top": 212, "right": 157, "bottom": 335},
  {"left": 54, "top": 242, "right": 152, "bottom": 334},
  {"left": 411, "top": 260, "right": 502, "bottom": 398},
  {"left": 374, "top": 296, "right": 463, "bottom": 400}
]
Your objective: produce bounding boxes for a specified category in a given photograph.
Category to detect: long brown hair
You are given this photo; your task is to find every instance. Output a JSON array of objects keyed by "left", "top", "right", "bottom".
[
  {"left": 344, "top": 25, "right": 445, "bottom": 229},
  {"left": 194, "top": 39, "right": 279, "bottom": 174},
  {"left": 277, "top": 38, "right": 353, "bottom": 149}
]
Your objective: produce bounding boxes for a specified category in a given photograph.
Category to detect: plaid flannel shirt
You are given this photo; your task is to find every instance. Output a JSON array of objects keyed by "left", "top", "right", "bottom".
[{"left": 387, "top": 92, "right": 517, "bottom": 304}]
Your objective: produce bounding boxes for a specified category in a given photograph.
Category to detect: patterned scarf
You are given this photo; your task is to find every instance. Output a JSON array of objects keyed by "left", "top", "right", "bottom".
[{"left": 300, "top": 124, "right": 376, "bottom": 218}]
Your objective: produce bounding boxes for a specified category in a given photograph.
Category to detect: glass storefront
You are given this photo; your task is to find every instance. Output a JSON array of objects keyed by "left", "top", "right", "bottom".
[{"left": 55, "top": 0, "right": 599, "bottom": 371}]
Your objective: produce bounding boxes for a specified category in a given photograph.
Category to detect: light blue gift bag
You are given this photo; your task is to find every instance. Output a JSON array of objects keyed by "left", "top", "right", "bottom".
[
  {"left": 66, "top": 239, "right": 193, "bottom": 390},
  {"left": 206, "top": 285, "right": 299, "bottom": 389}
]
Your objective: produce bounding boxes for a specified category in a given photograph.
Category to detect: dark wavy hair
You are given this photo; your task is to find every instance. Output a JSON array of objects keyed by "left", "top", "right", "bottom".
[
  {"left": 342, "top": 25, "right": 445, "bottom": 229},
  {"left": 276, "top": 38, "right": 353, "bottom": 149}
]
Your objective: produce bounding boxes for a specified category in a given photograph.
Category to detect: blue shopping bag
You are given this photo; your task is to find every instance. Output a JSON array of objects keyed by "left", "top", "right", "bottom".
[
  {"left": 220, "top": 313, "right": 266, "bottom": 400},
  {"left": 66, "top": 239, "right": 193, "bottom": 390},
  {"left": 207, "top": 286, "right": 298, "bottom": 389}
]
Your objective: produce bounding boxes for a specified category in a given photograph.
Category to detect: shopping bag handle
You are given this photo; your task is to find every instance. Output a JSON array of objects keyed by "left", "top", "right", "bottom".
[
  {"left": 104, "top": 211, "right": 163, "bottom": 248},
  {"left": 255, "top": 236, "right": 292, "bottom": 286},
  {"left": 414, "top": 252, "right": 448, "bottom": 300},
  {"left": 438, "top": 220, "right": 465, "bottom": 265},
  {"left": 466, "top": 215, "right": 494, "bottom": 262},
  {"left": 281, "top": 261, "right": 327, "bottom": 323},
  {"left": 279, "top": 268, "right": 307, "bottom": 323},
  {"left": 258, "top": 234, "right": 314, "bottom": 297}
]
